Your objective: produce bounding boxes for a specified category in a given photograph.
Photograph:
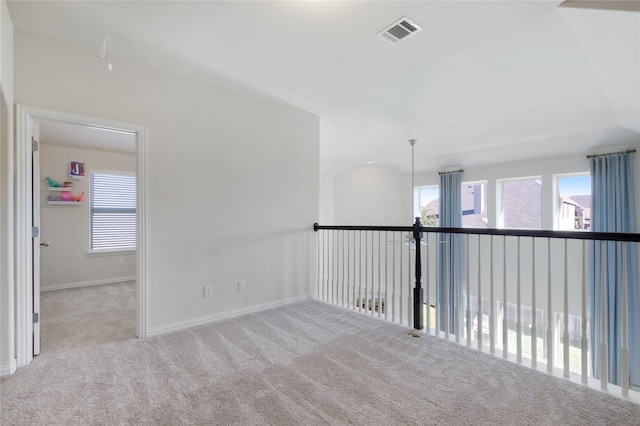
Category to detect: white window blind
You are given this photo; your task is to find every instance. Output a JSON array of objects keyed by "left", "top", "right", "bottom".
[{"left": 90, "top": 172, "right": 136, "bottom": 251}]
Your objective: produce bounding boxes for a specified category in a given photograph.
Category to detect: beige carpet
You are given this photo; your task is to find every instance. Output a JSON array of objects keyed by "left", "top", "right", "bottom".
[
  {"left": 39, "top": 281, "right": 136, "bottom": 354},
  {"left": 1, "top": 285, "right": 639, "bottom": 425}
]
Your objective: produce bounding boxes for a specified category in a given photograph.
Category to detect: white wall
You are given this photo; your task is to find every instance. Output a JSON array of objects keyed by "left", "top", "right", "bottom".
[
  {"left": 13, "top": 31, "right": 319, "bottom": 334},
  {"left": 333, "top": 164, "right": 411, "bottom": 226},
  {"left": 319, "top": 169, "right": 334, "bottom": 225},
  {"left": 39, "top": 144, "right": 136, "bottom": 291},
  {"left": 0, "top": 0, "right": 14, "bottom": 375}
]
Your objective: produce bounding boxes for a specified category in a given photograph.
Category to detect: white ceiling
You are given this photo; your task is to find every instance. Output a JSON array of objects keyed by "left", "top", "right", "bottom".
[
  {"left": 7, "top": 1, "right": 640, "bottom": 174},
  {"left": 38, "top": 120, "right": 135, "bottom": 154}
]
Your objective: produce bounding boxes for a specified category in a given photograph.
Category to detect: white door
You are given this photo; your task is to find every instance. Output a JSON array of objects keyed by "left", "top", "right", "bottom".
[{"left": 32, "top": 119, "right": 41, "bottom": 356}]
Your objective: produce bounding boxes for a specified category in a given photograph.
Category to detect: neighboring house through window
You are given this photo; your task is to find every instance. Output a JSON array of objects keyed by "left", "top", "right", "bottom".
[
  {"left": 557, "top": 174, "right": 591, "bottom": 230},
  {"left": 462, "top": 181, "right": 488, "bottom": 228},
  {"left": 500, "top": 178, "right": 542, "bottom": 229},
  {"left": 90, "top": 171, "right": 136, "bottom": 252},
  {"left": 416, "top": 182, "right": 488, "bottom": 228}
]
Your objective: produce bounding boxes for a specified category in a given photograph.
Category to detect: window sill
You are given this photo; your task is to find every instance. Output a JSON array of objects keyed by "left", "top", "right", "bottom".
[{"left": 88, "top": 249, "right": 136, "bottom": 256}]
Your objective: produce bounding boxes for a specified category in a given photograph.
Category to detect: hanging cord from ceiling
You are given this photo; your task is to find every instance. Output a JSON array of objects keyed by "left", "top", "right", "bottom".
[{"left": 99, "top": 2, "right": 112, "bottom": 71}]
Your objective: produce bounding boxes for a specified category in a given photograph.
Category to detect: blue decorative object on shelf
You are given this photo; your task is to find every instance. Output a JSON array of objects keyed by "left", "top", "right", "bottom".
[{"left": 45, "top": 177, "right": 61, "bottom": 187}]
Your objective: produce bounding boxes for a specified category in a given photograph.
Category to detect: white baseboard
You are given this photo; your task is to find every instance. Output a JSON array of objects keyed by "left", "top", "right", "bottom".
[
  {"left": 41, "top": 276, "right": 136, "bottom": 292},
  {"left": 147, "top": 294, "right": 314, "bottom": 337},
  {"left": 0, "top": 359, "right": 17, "bottom": 377}
]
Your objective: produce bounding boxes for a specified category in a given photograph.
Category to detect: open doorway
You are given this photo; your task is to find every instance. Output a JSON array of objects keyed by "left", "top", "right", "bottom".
[
  {"left": 37, "top": 119, "right": 137, "bottom": 354},
  {"left": 15, "top": 105, "right": 147, "bottom": 368}
]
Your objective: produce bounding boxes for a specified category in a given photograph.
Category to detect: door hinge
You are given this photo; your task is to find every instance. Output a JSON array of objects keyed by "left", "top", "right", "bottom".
[
  {"left": 33, "top": 312, "right": 39, "bottom": 324},
  {"left": 32, "top": 138, "right": 39, "bottom": 151},
  {"left": 32, "top": 226, "right": 39, "bottom": 238}
]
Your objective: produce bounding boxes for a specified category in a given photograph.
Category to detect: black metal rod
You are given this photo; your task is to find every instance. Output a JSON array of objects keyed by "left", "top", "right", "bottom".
[
  {"left": 313, "top": 223, "right": 640, "bottom": 243},
  {"left": 413, "top": 217, "right": 424, "bottom": 330},
  {"left": 586, "top": 148, "right": 636, "bottom": 159},
  {"left": 438, "top": 169, "right": 464, "bottom": 175}
]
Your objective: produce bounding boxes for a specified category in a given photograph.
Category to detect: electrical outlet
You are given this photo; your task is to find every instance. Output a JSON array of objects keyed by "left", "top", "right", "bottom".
[
  {"left": 238, "top": 280, "right": 247, "bottom": 292},
  {"left": 119, "top": 258, "right": 125, "bottom": 266},
  {"left": 203, "top": 285, "right": 213, "bottom": 298}
]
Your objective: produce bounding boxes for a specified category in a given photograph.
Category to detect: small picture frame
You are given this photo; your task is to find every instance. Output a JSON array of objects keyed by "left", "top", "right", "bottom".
[{"left": 69, "top": 161, "right": 85, "bottom": 179}]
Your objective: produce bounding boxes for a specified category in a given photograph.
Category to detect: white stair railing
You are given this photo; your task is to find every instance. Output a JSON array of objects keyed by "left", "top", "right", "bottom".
[{"left": 314, "top": 223, "right": 639, "bottom": 403}]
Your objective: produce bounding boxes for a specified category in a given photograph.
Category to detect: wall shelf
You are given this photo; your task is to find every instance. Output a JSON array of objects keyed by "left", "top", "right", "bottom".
[
  {"left": 46, "top": 201, "right": 83, "bottom": 206},
  {"left": 48, "top": 187, "right": 73, "bottom": 192}
]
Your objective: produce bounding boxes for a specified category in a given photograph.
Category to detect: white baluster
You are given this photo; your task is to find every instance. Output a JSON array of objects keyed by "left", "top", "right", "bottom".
[
  {"left": 326, "top": 231, "right": 330, "bottom": 302},
  {"left": 365, "top": 231, "right": 369, "bottom": 314},
  {"left": 358, "top": 231, "right": 362, "bottom": 313},
  {"left": 392, "top": 232, "right": 396, "bottom": 322},
  {"left": 373, "top": 231, "right": 376, "bottom": 316},
  {"left": 318, "top": 230, "right": 322, "bottom": 300},
  {"left": 340, "top": 230, "right": 347, "bottom": 308},
  {"left": 400, "top": 234, "right": 403, "bottom": 323},
  {"left": 336, "top": 230, "right": 340, "bottom": 305},
  {"left": 455, "top": 234, "right": 461, "bottom": 344},
  {"left": 478, "top": 235, "right": 483, "bottom": 350},
  {"left": 490, "top": 235, "right": 495, "bottom": 354},
  {"left": 581, "top": 240, "right": 588, "bottom": 384},
  {"left": 445, "top": 235, "right": 450, "bottom": 339},
  {"left": 337, "top": 230, "right": 340, "bottom": 305},
  {"left": 384, "top": 231, "right": 388, "bottom": 321},
  {"left": 517, "top": 236, "right": 522, "bottom": 364},
  {"left": 378, "top": 232, "right": 382, "bottom": 318},
  {"left": 434, "top": 235, "right": 439, "bottom": 335},
  {"left": 600, "top": 240, "right": 607, "bottom": 390},
  {"left": 346, "top": 230, "right": 350, "bottom": 309},
  {"left": 503, "top": 236, "right": 508, "bottom": 359},
  {"left": 466, "top": 234, "right": 471, "bottom": 346},
  {"left": 329, "top": 231, "right": 331, "bottom": 302},
  {"left": 426, "top": 232, "right": 431, "bottom": 332},
  {"left": 353, "top": 231, "right": 357, "bottom": 311},
  {"left": 407, "top": 239, "right": 412, "bottom": 326},
  {"left": 547, "top": 238, "right": 553, "bottom": 374},
  {"left": 563, "top": 240, "right": 570, "bottom": 378},
  {"left": 621, "top": 242, "right": 629, "bottom": 396},
  {"left": 532, "top": 238, "right": 537, "bottom": 368}
]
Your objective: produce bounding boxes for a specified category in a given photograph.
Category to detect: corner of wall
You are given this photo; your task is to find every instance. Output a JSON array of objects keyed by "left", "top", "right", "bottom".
[
  {"left": 0, "top": 358, "right": 17, "bottom": 376},
  {"left": 0, "top": 0, "right": 15, "bottom": 375}
]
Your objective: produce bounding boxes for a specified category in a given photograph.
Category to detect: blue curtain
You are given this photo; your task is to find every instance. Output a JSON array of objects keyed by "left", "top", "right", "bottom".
[
  {"left": 589, "top": 152, "right": 639, "bottom": 387},
  {"left": 438, "top": 171, "right": 463, "bottom": 333}
]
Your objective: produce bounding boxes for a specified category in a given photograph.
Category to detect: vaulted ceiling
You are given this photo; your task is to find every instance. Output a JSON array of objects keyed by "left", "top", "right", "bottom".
[{"left": 8, "top": 1, "right": 640, "bottom": 174}]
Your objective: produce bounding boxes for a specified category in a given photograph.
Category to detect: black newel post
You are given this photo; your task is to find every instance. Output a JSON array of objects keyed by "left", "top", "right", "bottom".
[{"left": 413, "top": 217, "right": 424, "bottom": 330}]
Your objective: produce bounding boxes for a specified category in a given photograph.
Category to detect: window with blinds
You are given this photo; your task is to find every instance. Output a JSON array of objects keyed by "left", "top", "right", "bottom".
[{"left": 90, "top": 171, "right": 136, "bottom": 251}]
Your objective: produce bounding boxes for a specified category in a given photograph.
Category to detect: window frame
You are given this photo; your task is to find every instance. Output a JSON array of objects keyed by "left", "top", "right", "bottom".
[
  {"left": 89, "top": 170, "right": 136, "bottom": 254},
  {"left": 414, "top": 185, "right": 439, "bottom": 227}
]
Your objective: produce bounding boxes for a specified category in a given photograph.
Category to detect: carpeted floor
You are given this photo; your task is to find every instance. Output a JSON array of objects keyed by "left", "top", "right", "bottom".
[
  {"left": 39, "top": 281, "right": 136, "bottom": 354},
  {"left": 1, "top": 284, "right": 639, "bottom": 425}
]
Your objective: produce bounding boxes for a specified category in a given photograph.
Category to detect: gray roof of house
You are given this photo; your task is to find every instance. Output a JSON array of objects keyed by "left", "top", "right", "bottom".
[{"left": 568, "top": 195, "right": 591, "bottom": 209}]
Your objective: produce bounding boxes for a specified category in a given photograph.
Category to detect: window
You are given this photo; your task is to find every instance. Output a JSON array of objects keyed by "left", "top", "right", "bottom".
[
  {"left": 501, "top": 178, "right": 542, "bottom": 229},
  {"left": 462, "top": 181, "right": 488, "bottom": 228},
  {"left": 557, "top": 174, "right": 591, "bottom": 230},
  {"left": 415, "top": 183, "right": 488, "bottom": 228},
  {"left": 416, "top": 186, "right": 439, "bottom": 226},
  {"left": 90, "top": 171, "right": 136, "bottom": 252}
]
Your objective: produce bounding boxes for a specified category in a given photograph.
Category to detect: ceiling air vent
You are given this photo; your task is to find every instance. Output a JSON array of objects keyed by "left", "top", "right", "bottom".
[{"left": 378, "top": 16, "right": 422, "bottom": 44}]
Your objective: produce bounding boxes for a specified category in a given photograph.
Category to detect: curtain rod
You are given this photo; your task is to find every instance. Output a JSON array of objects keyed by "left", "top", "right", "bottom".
[
  {"left": 586, "top": 149, "right": 636, "bottom": 159},
  {"left": 438, "top": 169, "right": 464, "bottom": 175}
]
